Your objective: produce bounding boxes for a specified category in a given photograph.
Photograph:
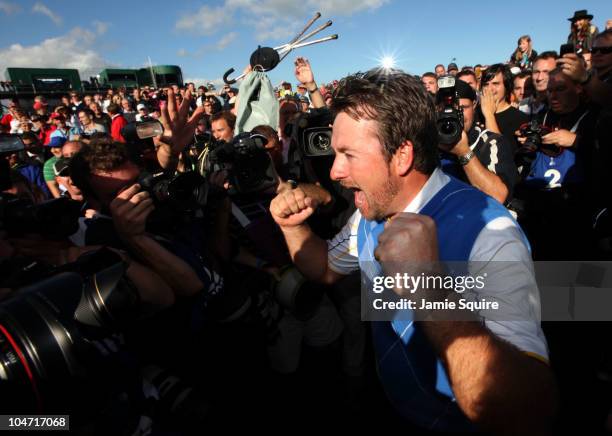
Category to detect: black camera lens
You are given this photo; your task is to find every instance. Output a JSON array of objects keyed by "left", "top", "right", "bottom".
[
  {"left": 0, "top": 260, "right": 137, "bottom": 414},
  {"left": 303, "top": 127, "right": 334, "bottom": 157},
  {"left": 436, "top": 115, "right": 462, "bottom": 145}
]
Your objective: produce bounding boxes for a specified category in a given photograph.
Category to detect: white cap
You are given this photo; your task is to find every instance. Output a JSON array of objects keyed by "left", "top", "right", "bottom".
[{"left": 137, "top": 103, "right": 147, "bottom": 111}]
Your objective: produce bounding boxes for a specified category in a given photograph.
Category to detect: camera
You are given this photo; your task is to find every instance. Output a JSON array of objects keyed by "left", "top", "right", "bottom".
[
  {"left": 517, "top": 121, "right": 560, "bottom": 157},
  {"left": 273, "top": 266, "right": 325, "bottom": 320},
  {"left": 0, "top": 134, "right": 26, "bottom": 191},
  {"left": 0, "top": 248, "right": 139, "bottom": 414},
  {"left": 205, "top": 132, "right": 277, "bottom": 195},
  {"left": 436, "top": 75, "right": 464, "bottom": 146},
  {"left": 284, "top": 108, "right": 336, "bottom": 185},
  {"left": 138, "top": 170, "right": 209, "bottom": 214},
  {"left": 0, "top": 194, "right": 82, "bottom": 238},
  {"left": 294, "top": 108, "right": 334, "bottom": 158}
]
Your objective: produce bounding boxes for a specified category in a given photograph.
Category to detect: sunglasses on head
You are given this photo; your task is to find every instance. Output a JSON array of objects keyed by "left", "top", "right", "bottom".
[{"left": 591, "top": 46, "right": 612, "bottom": 55}]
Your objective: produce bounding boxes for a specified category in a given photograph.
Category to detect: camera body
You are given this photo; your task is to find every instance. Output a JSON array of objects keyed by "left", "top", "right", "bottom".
[
  {"left": 518, "top": 121, "right": 560, "bottom": 157},
  {"left": 205, "top": 132, "right": 277, "bottom": 195},
  {"left": 138, "top": 170, "right": 209, "bottom": 214},
  {"left": 436, "top": 75, "right": 464, "bottom": 146}
]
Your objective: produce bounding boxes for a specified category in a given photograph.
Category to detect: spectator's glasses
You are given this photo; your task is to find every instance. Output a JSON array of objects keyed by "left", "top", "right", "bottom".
[{"left": 591, "top": 46, "right": 612, "bottom": 55}]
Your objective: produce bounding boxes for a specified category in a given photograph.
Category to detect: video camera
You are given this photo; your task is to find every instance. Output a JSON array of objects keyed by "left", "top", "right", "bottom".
[
  {"left": 283, "top": 108, "right": 336, "bottom": 184},
  {"left": 436, "top": 75, "right": 464, "bottom": 146},
  {"left": 205, "top": 132, "right": 277, "bottom": 195},
  {"left": 293, "top": 108, "right": 334, "bottom": 158}
]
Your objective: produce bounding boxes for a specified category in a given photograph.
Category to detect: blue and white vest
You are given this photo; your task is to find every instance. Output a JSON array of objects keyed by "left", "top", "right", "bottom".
[{"left": 357, "top": 176, "right": 520, "bottom": 431}]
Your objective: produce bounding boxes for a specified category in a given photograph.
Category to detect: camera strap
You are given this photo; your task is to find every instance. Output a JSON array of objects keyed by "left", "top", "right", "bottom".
[{"left": 231, "top": 202, "right": 251, "bottom": 227}]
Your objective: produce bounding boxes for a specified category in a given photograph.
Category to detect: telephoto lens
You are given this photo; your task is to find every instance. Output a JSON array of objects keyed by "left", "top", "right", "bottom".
[{"left": 0, "top": 254, "right": 139, "bottom": 415}]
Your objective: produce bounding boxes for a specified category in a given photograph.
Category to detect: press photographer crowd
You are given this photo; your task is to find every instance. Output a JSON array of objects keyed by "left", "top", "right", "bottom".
[{"left": 0, "top": 7, "right": 611, "bottom": 435}]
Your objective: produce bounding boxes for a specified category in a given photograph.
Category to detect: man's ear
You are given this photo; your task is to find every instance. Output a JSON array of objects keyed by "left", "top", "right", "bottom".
[{"left": 394, "top": 140, "right": 414, "bottom": 176}]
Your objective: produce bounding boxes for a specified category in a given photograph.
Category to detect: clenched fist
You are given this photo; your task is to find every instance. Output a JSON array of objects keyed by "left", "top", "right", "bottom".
[
  {"left": 270, "top": 186, "right": 319, "bottom": 228},
  {"left": 374, "top": 212, "right": 439, "bottom": 276}
]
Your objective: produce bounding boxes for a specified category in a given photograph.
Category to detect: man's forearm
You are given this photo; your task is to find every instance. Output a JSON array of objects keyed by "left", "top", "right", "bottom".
[
  {"left": 421, "top": 320, "right": 557, "bottom": 434},
  {"left": 46, "top": 180, "right": 61, "bottom": 198},
  {"left": 125, "top": 260, "right": 175, "bottom": 308},
  {"left": 280, "top": 224, "right": 331, "bottom": 283},
  {"left": 462, "top": 157, "right": 509, "bottom": 203},
  {"left": 304, "top": 82, "right": 325, "bottom": 109},
  {"left": 123, "top": 234, "right": 204, "bottom": 296}
]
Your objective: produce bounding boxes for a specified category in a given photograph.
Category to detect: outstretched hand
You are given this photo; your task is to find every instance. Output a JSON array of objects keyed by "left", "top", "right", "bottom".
[
  {"left": 294, "top": 57, "right": 316, "bottom": 88},
  {"left": 158, "top": 88, "right": 205, "bottom": 155}
]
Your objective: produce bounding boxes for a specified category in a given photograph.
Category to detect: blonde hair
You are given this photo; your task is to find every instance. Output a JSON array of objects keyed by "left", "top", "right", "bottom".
[{"left": 513, "top": 35, "right": 533, "bottom": 63}]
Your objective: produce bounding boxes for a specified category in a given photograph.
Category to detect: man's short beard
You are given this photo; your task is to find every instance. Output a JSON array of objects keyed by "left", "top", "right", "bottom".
[{"left": 367, "top": 169, "right": 400, "bottom": 221}]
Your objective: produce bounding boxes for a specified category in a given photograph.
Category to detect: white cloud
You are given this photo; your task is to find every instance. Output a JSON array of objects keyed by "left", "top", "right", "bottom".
[
  {"left": 216, "top": 32, "right": 238, "bottom": 50},
  {"left": 0, "top": 27, "right": 113, "bottom": 80},
  {"left": 92, "top": 20, "right": 110, "bottom": 35},
  {"left": 309, "top": 0, "right": 388, "bottom": 16},
  {"left": 0, "top": 1, "right": 20, "bottom": 15},
  {"left": 32, "top": 2, "right": 62, "bottom": 26},
  {"left": 176, "top": 0, "right": 389, "bottom": 42},
  {"left": 175, "top": 4, "right": 231, "bottom": 35},
  {"left": 177, "top": 48, "right": 189, "bottom": 57}
]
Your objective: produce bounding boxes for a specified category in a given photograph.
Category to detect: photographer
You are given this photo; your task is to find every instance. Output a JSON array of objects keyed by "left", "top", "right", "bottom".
[
  {"left": 557, "top": 29, "right": 612, "bottom": 109},
  {"left": 211, "top": 111, "right": 235, "bottom": 143},
  {"left": 515, "top": 68, "right": 598, "bottom": 260},
  {"left": 68, "top": 139, "right": 216, "bottom": 301},
  {"left": 203, "top": 125, "right": 345, "bottom": 405},
  {"left": 439, "top": 79, "right": 517, "bottom": 204}
]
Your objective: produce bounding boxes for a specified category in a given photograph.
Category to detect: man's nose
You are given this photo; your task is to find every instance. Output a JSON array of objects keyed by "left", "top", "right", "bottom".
[{"left": 329, "top": 156, "right": 344, "bottom": 181}]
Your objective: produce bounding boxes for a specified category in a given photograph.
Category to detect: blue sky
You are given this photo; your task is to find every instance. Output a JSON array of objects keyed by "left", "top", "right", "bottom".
[{"left": 0, "top": 0, "right": 609, "bottom": 88}]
